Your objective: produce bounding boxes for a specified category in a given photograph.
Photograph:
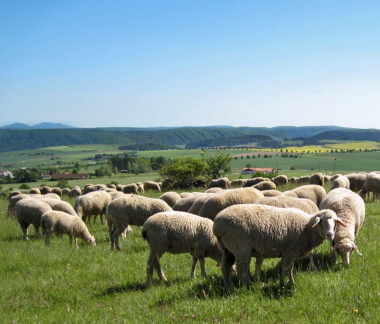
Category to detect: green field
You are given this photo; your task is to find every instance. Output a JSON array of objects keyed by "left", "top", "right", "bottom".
[{"left": 1, "top": 186, "right": 379, "bottom": 323}]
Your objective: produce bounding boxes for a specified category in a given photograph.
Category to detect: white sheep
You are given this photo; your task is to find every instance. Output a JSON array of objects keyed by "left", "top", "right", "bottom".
[
  {"left": 41, "top": 210, "right": 96, "bottom": 248},
  {"left": 74, "top": 191, "right": 112, "bottom": 226},
  {"left": 310, "top": 173, "right": 324, "bottom": 186},
  {"left": 173, "top": 194, "right": 210, "bottom": 212},
  {"left": 273, "top": 175, "right": 288, "bottom": 187},
  {"left": 159, "top": 192, "right": 182, "bottom": 208},
  {"left": 144, "top": 181, "right": 161, "bottom": 192},
  {"left": 123, "top": 183, "right": 139, "bottom": 195},
  {"left": 331, "top": 176, "right": 350, "bottom": 191},
  {"left": 261, "top": 190, "right": 283, "bottom": 197},
  {"left": 142, "top": 211, "right": 222, "bottom": 287},
  {"left": 213, "top": 204, "right": 345, "bottom": 292},
  {"left": 15, "top": 198, "right": 52, "bottom": 240},
  {"left": 207, "top": 177, "right": 230, "bottom": 189},
  {"left": 252, "top": 181, "right": 276, "bottom": 191},
  {"left": 283, "top": 185, "right": 326, "bottom": 206},
  {"left": 39, "top": 198, "right": 78, "bottom": 216},
  {"left": 320, "top": 188, "right": 365, "bottom": 265},
  {"left": 359, "top": 172, "right": 380, "bottom": 201}
]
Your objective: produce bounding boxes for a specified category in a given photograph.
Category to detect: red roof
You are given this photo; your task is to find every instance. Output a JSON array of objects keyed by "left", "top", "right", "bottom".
[
  {"left": 52, "top": 173, "right": 90, "bottom": 180},
  {"left": 242, "top": 167, "right": 274, "bottom": 172}
]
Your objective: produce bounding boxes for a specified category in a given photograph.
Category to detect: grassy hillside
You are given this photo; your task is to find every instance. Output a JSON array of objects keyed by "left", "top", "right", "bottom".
[
  {"left": 1, "top": 187, "right": 379, "bottom": 323},
  {"left": 312, "top": 129, "right": 380, "bottom": 141}
]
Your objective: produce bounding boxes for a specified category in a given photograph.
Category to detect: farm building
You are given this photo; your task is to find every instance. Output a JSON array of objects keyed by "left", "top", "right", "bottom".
[
  {"left": 52, "top": 173, "right": 90, "bottom": 180},
  {"left": 241, "top": 167, "right": 275, "bottom": 175}
]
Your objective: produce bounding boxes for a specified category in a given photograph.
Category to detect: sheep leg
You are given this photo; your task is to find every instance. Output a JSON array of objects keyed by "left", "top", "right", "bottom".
[
  {"left": 110, "top": 227, "right": 116, "bottom": 250},
  {"left": 252, "top": 257, "right": 264, "bottom": 282},
  {"left": 199, "top": 257, "right": 207, "bottom": 278},
  {"left": 235, "top": 256, "right": 252, "bottom": 290},
  {"left": 33, "top": 224, "right": 41, "bottom": 237},
  {"left": 74, "top": 236, "right": 79, "bottom": 249},
  {"left": 45, "top": 234, "right": 51, "bottom": 245},
  {"left": 147, "top": 252, "right": 156, "bottom": 287},
  {"left": 221, "top": 251, "right": 235, "bottom": 293},
  {"left": 99, "top": 213, "right": 104, "bottom": 225},
  {"left": 308, "top": 250, "right": 317, "bottom": 270},
  {"left": 19, "top": 221, "right": 29, "bottom": 241},
  {"left": 113, "top": 226, "right": 125, "bottom": 251},
  {"left": 191, "top": 255, "right": 198, "bottom": 278},
  {"left": 69, "top": 235, "right": 73, "bottom": 246},
  {"left": 280, "top": 257, "right": 295, "bottom": 288},
  {"left": 154, "top": 255, "right": 167, "bottom": 282}
]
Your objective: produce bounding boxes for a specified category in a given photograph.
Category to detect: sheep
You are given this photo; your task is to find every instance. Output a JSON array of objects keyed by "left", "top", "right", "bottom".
[
  {"left": 159, "top": 192, "right": 182, "bottom": 208},
  {"left": 39, "top": 198, "right": 78, "bottom": 216},
  {"left": 310, "top": 173, "right": 324, "bottom": 186},
  {"left": 288, "top": 177, "right": 298, "bottom": 185},
  {"left": 207, "top": 177, "right": 230, "bottom": 190},
  {"left": 205, "top": 187, "right": 224, "bottom": 193},
  {"left": 298, "top": 176, "right": 310, "bottom": 184},
  {"left": 116, "top": 184, "right": 124, "bottom": 192},
  {"left": 136, "top": 182, "right": 145, "bottom": 193},
  {"left": 144, "top": 181, "right": 161, "bottom": 192},
  {"left": 319, "top": 188, "right": 365, "bottom": 265},
  {"left": 40, "top": 186, "right": 51, "bottom": 195},
  {"left": 74, "top": 191, "right": 112, "bottom": 226},
  {"left": 173, "top": 194, "right": 210, "bottom": 212},
  {"left": 324, "top": 175, "right": 332, "bottom": 183},
  {"left": 68, "top": 187, "right": 81, "bottom": 199},
  {"left": 84, "top": 183, "right": 93, "bottom": 189},
  {"left": 198, "top": 187, "right": 264, "bottom": 221},
  {"left": 142, "top": 211, "right": 222, "bottom": 287},
  {"left": 283, "top": 185, "right": 326, "bottom": 206},
  {"left": 82, "top": 185, "right": 98, "bottom": 195},
  {"left": 15, "top": 198, "right": 52, "bottom": 240},
  {"left": 261, "top": 190, "right": 283, "bottom": 197},
  {"left": 252, "top": 181, "right": 276, "bottom": 191},
  {"left": 255, "top": 196, "right": 319, "bottom": 215},
  {"left": 331, "top": 176, "right": 350, "bottom": 191},
  {"left": 9, "top": 191, "right": 21, "bottom": 200},
  {"left": 273, "top": 175, "right": 288, "bottom": 187},
  {"left": 187, "top": 194, "right": 216, "bottom": 215},
  {"left": 108, "top": 184, "right": 116, "bottom": 189},
  {"left": 123, "top": 183, "right": 139, "bottom": 195},
  {"left": 106, "top": 196, "right": 172, "bottom": 250},
  {"left": 331, "top": 174, "right": 343, "bottom": 181},
  {"left": 243, "top": 177, "right": 266, "bottom": 187},
  {"left": 179, "top": 192, "right": 193, "bottom": 198},
  {"left": 32, "top": 193, "right": 61, "bottom": 200},
  {"left": 213, "top": 204, "right": 344, "bottom": 292},
  {"left": 7, "top": 194, "right": 30, "bottom": 216},
  {"left": 346, "top": 173, "right": 366, "bottom": 192},
  {"left": 62, "top": 188, "right": 70, "bottom": 197},
  {"left": 29, "top": 188, "right": 41, "bottom": 195},
  {"left": 161, "top": 179, "right": 175, "bottom": 190},
  {"left": 110, "top": 191, "right": 127, "bottom": 200},
  {"left": 51, "top": 187, "right": 62, "bottom": 197},
  {"left": 95, "top": 184, "right": 107, "bottom": 190},
  {"left": 41, "top": 211, "right": 96, "bottom": 248},
  {"left": 230, "top": 179, "right": 246, "bottom": 188},
  {"left": 101, "top": 188, "right": 117, "bottom": 193},
  {"left": 359, "top": 172, "right": 380, "bottom": 201}
]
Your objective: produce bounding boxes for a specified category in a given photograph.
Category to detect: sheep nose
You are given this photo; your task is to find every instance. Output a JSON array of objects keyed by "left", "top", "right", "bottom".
[{"left": 326, "top": 232, "right": 334, "bottom": 241}]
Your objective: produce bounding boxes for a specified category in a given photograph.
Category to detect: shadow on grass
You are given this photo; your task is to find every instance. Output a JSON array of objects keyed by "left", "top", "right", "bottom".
[{"left": 95, "top": 281, "right": 148, "bottom": 297}]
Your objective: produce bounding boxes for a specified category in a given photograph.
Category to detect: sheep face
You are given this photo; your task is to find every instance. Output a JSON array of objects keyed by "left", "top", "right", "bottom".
[
  {"left": 312, "top": 210, "right": 345, "bottom": 241},
  {"left": 333, "top": 242, "right": 361, "bottom": 266},
  {"left": 88, "top": 236, "right": 96, "bottom": 246}
]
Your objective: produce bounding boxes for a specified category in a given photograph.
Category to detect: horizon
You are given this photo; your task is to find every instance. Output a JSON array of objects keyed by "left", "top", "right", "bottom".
[{"left": 1, "top": 1, "right": 380, "bottom": 128}]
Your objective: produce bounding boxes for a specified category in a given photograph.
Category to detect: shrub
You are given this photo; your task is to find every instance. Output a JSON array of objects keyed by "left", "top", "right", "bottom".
[
  {"left": 57, "top": 179, "right": 69, "bottom": 189},
  {"left": 19, "top": 183, "right": 30, "bottom": 190}
]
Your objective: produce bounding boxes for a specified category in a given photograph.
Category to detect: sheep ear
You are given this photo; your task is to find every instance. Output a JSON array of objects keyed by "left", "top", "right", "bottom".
[
  {"left": 335, "top": 217, "right": 346, "bottom": 227},
  {"left": 312, "top": 217, "right": 321, "bottom": 227}
]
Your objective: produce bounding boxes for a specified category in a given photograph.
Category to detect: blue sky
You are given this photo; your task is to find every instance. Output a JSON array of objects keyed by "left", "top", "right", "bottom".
[{"left": 1, "top": 1, "right": 380, "bottom": 128}]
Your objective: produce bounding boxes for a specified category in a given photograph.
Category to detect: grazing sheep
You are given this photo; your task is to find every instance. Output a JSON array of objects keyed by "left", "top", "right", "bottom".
[
  {"left": 207, "top": 177, "right": 230, "bottom": 190},
  {"left": 51, "top": 187, "right": 62, "bottom": 197},
  {"left": 346, "top": 173, "right": 366, "bottom": 192},
  {"left": 95, "top": 184, "right": 107, "bottom": 190},
  {"left": 41, "top": 211, "right": 96, "bottom": 248},
  {"left": 283, "top": 185, "right": 326, "bottom": 206},
  {"left": 40, "top": 186, "right": 51, "bottom": 195},
  {"left": 173, "top": 194, "right": 210, "bottom": 212},
  {"left": 179, "top": 192, "right": 193, "bottom": 198},
  {"left": 116, "top": 184, "right": 124, "bottom": 192},
  {"left": 8, "top": 194, "right": 31, "bottom": 216},
  {"left": 123, "top": 183, "right": 139, "bottom": 195},
  {"left": 62, "top": 188, "right": 70, "bottom": 197},
  {"left": 136, "top": 182, "right": 145, "bottom": 193},
  {"left": 261, "top": 190, "right": 283, "bottom": 197},
  {"left": 359, "top": 172, "right": 380, "bottom": 201},
  {"left": 110, "top": 191, "right": 127, "bottom": 200},
  {"left": 273, "top": 175, "right": 288, "bottom": 187},
  {"left": 187, "top": 194, "right": 216, "bottom": 215},
  {"left": 39, "top": 198, "right": 78, "bottom": 216},
  {"left": 243, "top": 177, "right": 266, "bottom": 187},
  {"left": 84, "top": 183, "right": 93, "bottom": 189},
  {"left": 161, "top": 179, "right": 175, "bottom": 190},
  {"left": 15, "top": 198, "right": 52, "bottom": 240},
  {"left": 320, "top": 188, "right": 365, "bottom": 265},
  {"left": 144, "top": 181, "right": 161, "bottom": 192},
  {"left": 298, "top": 176, "right": 310, "bottom": 184},
  {"left": 9, "top": 191, "right": 21, "bottom": 200},
  {"left": 198, "top": 187, "right": 264, "bottom": 220},
  {"left": 29, "top": 188, "right": 41, "bottom": 195},
  {"left": 32, "top": 193, "right": 61, "bottom": 200},
  {"left": 288, "top": 177, "right": 298, "bottom": 185},
  {"left": 142, "top": 211, "right": 222, "bottom": 287},
  {"left": 159, "top": 192, "right": 182, "bottom": 208},
  {"left": 331, "top": 174, "right": 343, "bottom": 181},
  {"left": 230, "top": 179, "right": 246, "bottom": 188},
  {"left": 68, "top": 187, "right": 81, "bottom": 199},
  {"left": 252, "top": 181, "right": 276, "bottom": 191},
  {"left": 310, "top": 173, "right": 324, "bottom": 186},
  {"left": 255, "top": 196, "right": 319, "bottom": 214},
  {"left": 108, "top": 184, "right": 116, "bottom": 189},
  {"left": 82, "top": 185, "right": 98, "bottom": 195},
  {"left": 205, "top": 187, "right": 224, "bottom": 193},
  {"left": 213, "top": 205, "right": 344, "bottom": 291},
  {"left": 331, "top": 176, "right": 350, "bottom": 191},
  {"left": 106, "top": 196, "right": 172, "bottom": 250},
  {"left": 74, "top": 191, "right": 112, "bottom": 226},
  {"left": 324, "top": 175, "right": 332, "bottom": 183}
]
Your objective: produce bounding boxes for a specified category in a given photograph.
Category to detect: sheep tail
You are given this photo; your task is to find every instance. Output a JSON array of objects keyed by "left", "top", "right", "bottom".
[{"left": 142, "top": 230, "right": 148, "bottom": 242}]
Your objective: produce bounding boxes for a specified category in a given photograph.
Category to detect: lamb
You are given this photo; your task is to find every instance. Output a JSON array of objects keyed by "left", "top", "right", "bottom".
[
  {"left": 319, "top": 188, "right": 365, "bottom": 265},
  {"left": 159, "top": 192, "right": 182, "bottom": 208},
  {"left": 29, "top": 188, "right": 41, "bottom": 195},
  {"left": 310, "top": 173, "right": 324, "bottom": 186},
  {"left": 346, "top": 173, "right": 366, "bottom": 192},
  {"left": 261, "top": 190, "right": 283, "bottom": 197},
  {"left": 144, "top": 181, "right": 161, "bottom": 192},
  {"left": 15, "top": 198, "right": 52, "bottom": 240},
  {"left": 106, "top": 196, "right": 172, "bottom": 250},
  {"left": 40, "top": 186, "right": 51, "bottom": 195},
  {"left": 273, "top": 175, "right": 288, "bottom": 187},
  {"left": 331, "top": 176, "right": 350, "bottom": 191},
  {"left": 41, "top": 211, "right": 96, "bottom": 248},
  {"left": 123, "top": 183, "right": 139, "bottom": 195},
  {"left": 207, "top": 177, "right": 230, "bottom": 189},
  {"left": 51, "top": 187, "right": 62, "bottom": 197},
  {"left": 283, "top": 185, "right": 326, "bottom": 206},
  {"left": 68, "top": 187, "right": 81, "bottom": 199},
  {"left": 205, "top": 187, "right": 224, "bottom": 193},
  {"left": 252, "top": 181, "right": 276, "bottom": 191},
  {"left": 243, "top": 177, "right": 266, "bottom": 187},
  {"left": 142, "top": 211, "right": 222, "bottom": 287},
  {"left": 359, "top": 172, "right": 380, "bottom": 201},
  {"left": 173, "top": 194, "right": 210, "bottom": 212},
  {"left": 198, "top": 187, "right": 264, "bottom": 220},
  {"left": 230, "top": 179, "right": 246, "bottom": 188},
  {"left": 9, "top": 191, "right": 21, "bottom": 200},
  {"left": 213, "top": 204, "right": 344, "bottom": 291},
  {"left": 74, "top": 191, "right": 112, "bottom": 226},
  {"left": 39, "top": 198, "right": 78, "bottom": 216}
]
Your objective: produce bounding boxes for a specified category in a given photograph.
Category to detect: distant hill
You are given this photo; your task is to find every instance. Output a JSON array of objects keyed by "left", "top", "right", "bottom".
[
  {"left": 0, "top": 122, "right": 76, "bottom": 130},
  {"left": 311, "top": 129, "right": 380, "bottom": 142},
  {"left": 0, "top": 125, "right": 357, "bottom": 153},
  {"left": 185, "top": 135, "right": 277, "bottom": 149}
]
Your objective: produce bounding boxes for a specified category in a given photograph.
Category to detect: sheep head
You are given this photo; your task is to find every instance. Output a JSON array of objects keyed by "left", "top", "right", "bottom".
[
  {"left": 333, "top": 241, "right": 362, "bottom": 266},
  {"left": 312, "top": 210, "right": 346, "bottom": 241}
]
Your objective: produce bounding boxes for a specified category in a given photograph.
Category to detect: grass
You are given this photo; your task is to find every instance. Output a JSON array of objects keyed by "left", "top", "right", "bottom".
[{"left": 1, "top": 187, "right": 380, "bottom": 323}]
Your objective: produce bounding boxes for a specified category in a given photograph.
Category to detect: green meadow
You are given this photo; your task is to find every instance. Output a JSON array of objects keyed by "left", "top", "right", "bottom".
[{"left": 1, "top": 186, "right": 379, "bottom": 323}]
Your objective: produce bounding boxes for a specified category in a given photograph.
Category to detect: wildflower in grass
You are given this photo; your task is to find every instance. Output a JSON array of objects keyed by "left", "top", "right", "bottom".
[
  {"left": 288, "top": 297, "right": 291, "bottom": 300},
  {"left": 110, "top": 308, "right": 113, "bottom": 311},
  {"left": 21, "top": 309, "right": 24, "bottom": 312},
  {"left": 354, "top": 309, "right": 358, "bottom": 313},
  {"left": 299, "top": 311, "right": 303, "bottom": 314},
  {"left": 192, "top": 315, "right": 196, "bottom": 318}
]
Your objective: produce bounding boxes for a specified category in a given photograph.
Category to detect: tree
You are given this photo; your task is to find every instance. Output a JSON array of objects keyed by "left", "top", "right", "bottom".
[
  {"left": 57, "top": 179, "right": 69, "bottom": 189},
  {"left": 159, "top": 157, "right": 209, "bottom": 188},
  {"left": 201, "top": 151, "right": 232, "bottom": 179}
]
